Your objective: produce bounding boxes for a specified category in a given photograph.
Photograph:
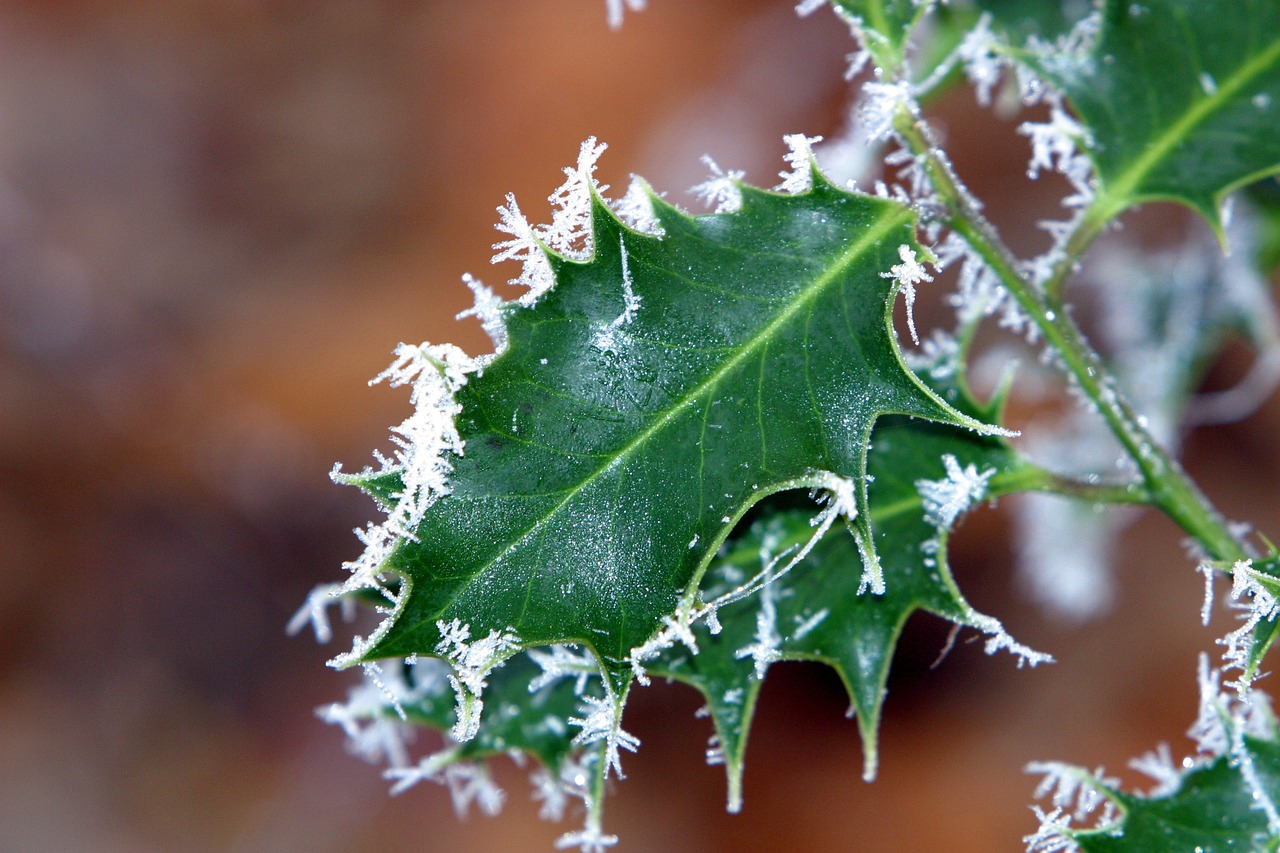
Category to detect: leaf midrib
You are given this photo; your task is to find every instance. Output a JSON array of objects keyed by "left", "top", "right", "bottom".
[{"left": 449, "top": 202, "right": 913, "bottom": 617}]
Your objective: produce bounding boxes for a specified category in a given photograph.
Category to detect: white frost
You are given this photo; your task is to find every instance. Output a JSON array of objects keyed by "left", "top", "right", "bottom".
[
  {"left": 776, "top": 133, "right": 823, "bottom": 194},
  {"left": 457, "top": 273, "right": 509, "bottom": 358},
  {"left": 611, "top": 176, "right": 665, "bottom": 236},
  {"left": 604, "top": 0, "right": 646, "bottom": 30},
  {"left": 435, "top": 618, "right": 522, "bottom": 742},
  {"left": 568, "top": 694, "right": 640, "bottom": 779},
  {"left": 881, "top": 244, "right": 934, "bottom": 344},
  {"left": 286, "top": 582, "right": 356, "bottom": 643},
  {"left": 735, "top": 580, "right": 783, "bottom": 680},
  {"left": 916, "top": 453, "right": 995, "bottom": 530},
  {"left": 594, "top": 236, "right": 642, "bottom": 353},
  {"left": 690, "top": 154, "right": 745, "bottom": 214}
]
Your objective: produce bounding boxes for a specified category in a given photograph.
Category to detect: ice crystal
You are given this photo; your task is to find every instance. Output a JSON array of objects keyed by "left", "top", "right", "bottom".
[
  {"left": 286, "top": 582, "right": 356, "bottom": 643},
  {"left": 611, "top": 176, "right": 664, "bottom": 236},
  {"left": 1016, "top": 492, "right": 1120, "bottom": 622},
  {"left": 903, "top": 328, "right": 961, "bottom": 381},
  {"left": 690, "top": 154, "right": 745, "bottom": 214},
  {"left": 957, "top": 14, "right": 1005, "bottom": 107},
  {"left": 776, "top": 133, "right": 823, "bottom": 194},
  {"left": 735, "top": 580, "right": 783, "bottom": 680},
  {"left": 1129, "top": 742, "right": 1182, "bottom": 797},
  {"left": 493, "top": 137, "right": 610, "bottom": 305},
  {"left": 493, "top": 193, "right": 557, "bottom": 302},
  {"left": 544, "top": 137, "right": 609, "bottom": 258},
  {"left": 386, "top": 760, "right": 506, "bottom": 817},
  {"left": 881, "top": 244, "right": 933, "bottom": 344},
  {"left": 331, "top": 342, "right": 475, "bottom": 608},
  {"left": 1220, "top": 559, "right": 1279, "bottom": 695},
  {"left": 604, "top": 0, "right": 646, "bottom": 32},
  {"left": 858, "top": 81, "right": 914, "bottom": 143},
  {"left": 594, "top": 236, "right": 641, "bottom": 353},
  {"left": 528, "top": 644, "right": 598, "bottom": 695},
  {"left": 457, "top": 273, "right": 509, "bottom": 358},
  {"left": 530, "top": 755, "right": 594, "bottom": 824},
  {"left": 556, "top": 827, "right": 619, "bottom": 853},
  {"left": 1027, "top": 762, "right": 1117, "bottom": 824},
  {"left": 972, "top": 611, "right": 1054, "bottom": 668},
  {"left": 1023, "top": 807, "right": 1080, "bottom": 853},
  {"left": 435, "top": 618, "right": 522, "bottom": 741},
  {"left": 568, "top": 694, "right": 639, "bottom": 779},
  {"left": 916, "top": 453, "right": 995, "bottom": 530}
]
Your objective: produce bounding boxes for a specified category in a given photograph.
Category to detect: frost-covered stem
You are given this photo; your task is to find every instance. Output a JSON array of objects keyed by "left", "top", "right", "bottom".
[
  {"left": 1040, "top": 207, "right": 1109, "bottom": 308},
  {"left": 892, "top": 111, "right": 1249, "bottom": 564}
]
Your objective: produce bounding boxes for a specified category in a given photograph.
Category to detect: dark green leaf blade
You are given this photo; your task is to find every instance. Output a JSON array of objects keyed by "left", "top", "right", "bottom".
[
  {"left": 650, "top": 388, "right": 1036, "bottom": 809},
  {"left": 1038, "top": 0, "right": 1280, "bottom": 231},
  {"left": 1072, "top": 736, "right": 1280, "bottom": 852},
  {"left": 359, "top": 173, "right": 991, "bottom": 681}
]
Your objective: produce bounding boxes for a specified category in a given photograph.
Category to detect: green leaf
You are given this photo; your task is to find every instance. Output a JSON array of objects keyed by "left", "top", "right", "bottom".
[
  {"left": 1036, "top": 0, "right": 1280, "bottom": 233},
  {"left": 1071, "top": 737, "right": 1280, "bottom": 853},
  {"left": 649, "top": 386, "right": 1038, "bottom": 809},
  {"left": 973, "top": 0, "right": 1083, "bottom": 43},
  {"left": 1236, "top": 554, "right": 1280, "bottom": 685},
  {"left": 396, "top": 653, "right": 592, "bottom": 773},
  {"left": 356, "top": 171, "right": 992, "bottom": 689},
  {"left": 829, "top": 0, "right": 930, "bottom": 70}
]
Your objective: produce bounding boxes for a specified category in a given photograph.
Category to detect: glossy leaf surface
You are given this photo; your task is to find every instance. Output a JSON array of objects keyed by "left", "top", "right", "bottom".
[{"left": 360, "top": 174, "right": 988, "bottom": 685}]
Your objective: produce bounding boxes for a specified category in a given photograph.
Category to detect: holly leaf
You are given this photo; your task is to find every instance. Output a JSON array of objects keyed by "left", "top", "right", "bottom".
[
  {"left": 1234, "top": 554, "right": 1280, "bottom": 686},
  {"left": 973, "top": 0, "right": 1084, "bottom": 43},
  {"left": 1069, "top": 736, "right": 1280, "bottom": 853},
  {"left": 828, "top": 0, "right": 931, "bottom": 69},
  {"left": 648, "top": 384, "right": 1041, "bottom": 810},
  {"left": 347, "top": 168, "right": 994, "bottom": 694},
  {"left": 395, "top": 653, "right": 592, "bottom": 773},
  {"left": 1035, "top": 0, "right": 1280, "bottom": 233}
]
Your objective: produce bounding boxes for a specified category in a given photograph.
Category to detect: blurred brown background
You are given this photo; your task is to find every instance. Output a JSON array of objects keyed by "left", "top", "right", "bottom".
[{"left": 1, "top": 2, "right": 1277, "bottom": 851}]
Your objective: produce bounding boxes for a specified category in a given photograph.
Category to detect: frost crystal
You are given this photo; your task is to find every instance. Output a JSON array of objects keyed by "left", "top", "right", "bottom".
[
  {"left": 858, "top": 81, "right": 914, "bottom": 143},
  {"left": 1016, "top": 493, "right": 1119, "bottom": 622},
  {"left": 435, "top": 618, "right": 522, "bottom": 742},
  {"left": 493, "top": 193, "right": 557, "bottom": 302},
  {"left": 1018, "top": 100, "right": 1096, "bottom": 286},
  {"left": 776, "top": 133, "right": 823, "bottom": 194},
  {"left": 457, "top": 273, "right": 509, "bottom": 358},
  {"left": 690, "top": 154, "right": 745, "bottom": 214},
  {"left": 611, "top": 176, "right": 665, "bottom": 236},
  {"left": 972, "top": 611, "right": 1054, "bottom": 668},
  {"left": 1027, "top": 762, "right": 1117, "bottom": 824},
  {"left": 286, "top": 582, "right": 356, "bottom": 643},
  {"left": 544, "top": 137, "right": 609, "bottom": 258},
  {"left": 916, "top": 453, "right": 995, "bottom": 530},
  {"left": 493, "top": 137, "right": 611, "bottom": 305},
  {"left": 328, "top": 341, "right": 476, "bottom": 668},
  {"left": 881, "top": 244, "right": 933, "bottom": 344},
  {"left": 1220, "top": 559, "right": 1279, "bottom": 695},
  {"left": 957, "top": 14, "right": 1005, "bottom": 107},
  {"left": 594, "top": 236, "right": 642, "bottom": 353},
  {"left": 568, "top": 694, "right": 640, "bottom": 779},
  {"left": 1023, "top": 807, "right": 1080, "bottom": 853},
  {"left": 386, "top": 761, "right": 506, "bottom": 817},
  {"left": 555, "top": 827, "right": 619, "bottom": 853},
  {"left": 604, "top": 0, "right": 646, "bottom": 30},
  {"left": 903, "top": 329, "right": 961, "bottom": 381},
  {"left": 735, "top": 581, "right": 783, "bottom": 680},
  {"left": 528, "top": 644, "right": 598, "bottom": 695},
  {"left": 1128, "top": 742, "right": 1182, "bottom": 797}
]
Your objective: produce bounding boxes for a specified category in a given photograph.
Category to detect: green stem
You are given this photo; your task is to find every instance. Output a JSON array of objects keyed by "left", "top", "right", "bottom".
[
  {"left": 990, "top": 465, "right": 1152, "bottom": 507},
  {"left": 892, "top": 110, "right": 1250, "bottom": 563}
]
